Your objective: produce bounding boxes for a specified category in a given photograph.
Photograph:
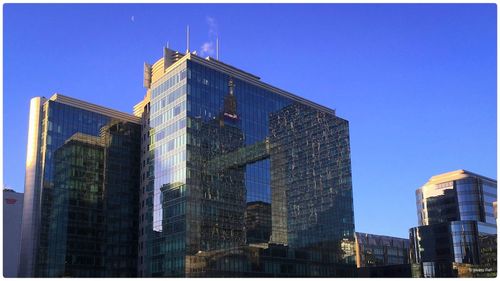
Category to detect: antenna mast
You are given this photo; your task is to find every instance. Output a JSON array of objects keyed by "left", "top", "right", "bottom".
[
  {"left": 216, "top": 37, "right": 219, "bottom": 60},
  {"left": 186, "top": 25, "right": 190, "bottom": 53}
]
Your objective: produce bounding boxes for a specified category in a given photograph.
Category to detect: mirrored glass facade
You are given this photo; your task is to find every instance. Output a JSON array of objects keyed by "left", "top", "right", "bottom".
[
  {"left": 137, "top": 51, "right": 356, "bottom": 277},
  {"left": 19, "top": 95, "right": 141, "bottom": 277},
  {"left": 355, "top": 232, "right": 409, "bottom": 268},
  {"left": 409, "top": 170, "right": 497, "bottom": 277}
]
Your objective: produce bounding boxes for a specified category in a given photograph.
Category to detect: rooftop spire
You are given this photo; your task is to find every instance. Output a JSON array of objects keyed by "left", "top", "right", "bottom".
[
  {"left": 186, "top": 25, "right": 190, "bottom": 53},
  {"left": 216, "top": 36, "right": 219, "bottom": 60}
]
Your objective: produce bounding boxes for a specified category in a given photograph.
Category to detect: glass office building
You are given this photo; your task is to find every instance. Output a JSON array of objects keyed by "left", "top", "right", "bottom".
[
  {"left": 354, "top": 232, "right": 411, "bottom": 277},
  {"left": 19, "top": 94, "right": 141, "bottom": 277},
  {"left": 355, "top": 232, "right": 409, "bottom": 268},
  {"left": 134, "top": 48, "right": 356, "bottom": 277},
  {"left": 409, "top": 170, "right": 497, "bottom": 277}
]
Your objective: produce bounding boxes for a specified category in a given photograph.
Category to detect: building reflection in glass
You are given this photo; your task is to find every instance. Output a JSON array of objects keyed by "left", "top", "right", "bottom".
[
  {"left": 245, "top": 201, "right": 272, "bottom": 244},
  {"left": 19, "top": 95, "right": 141, "bottom": 277},
  {"left": 355, "top": 232, "right": 409, "bottom": 268},
  {"left": 138, "top": 50, "right": 356, "bottom": 277}
]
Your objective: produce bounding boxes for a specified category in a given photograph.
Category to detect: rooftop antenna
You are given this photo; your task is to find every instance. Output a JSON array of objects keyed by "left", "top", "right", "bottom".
[
  {"left": 186, "top": 25, "right": 190, "bottom": 53},
  {"left": 166, "top": 41, "right": 170, "bottom": 49},
  {"left": 216, "top": 36, "right": 219, "bottom": 60}
]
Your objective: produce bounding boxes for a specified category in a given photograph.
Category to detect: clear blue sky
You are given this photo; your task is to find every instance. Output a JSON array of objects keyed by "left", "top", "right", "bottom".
[{"left": 4, "top": 4, "right": 497, "bottom": 238}]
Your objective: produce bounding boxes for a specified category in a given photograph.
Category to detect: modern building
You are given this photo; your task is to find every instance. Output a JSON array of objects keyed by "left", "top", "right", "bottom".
[
  {"left": 355, "top": 232, "right": 410, "bottom": 267},
  {"left": 354, "top": 232, "right": 411, "bottom": 277},
  {"left": 409, "top": 170, "right": 497, "bottom": 277},
  {"left": 3, "top": 189, "right": 24, "bottom": 277},
  {"left": 19, "top": 94, "right": 141, "bottom": 277},
  {"left": 134, "top": 47, "right": 356, "bottom": 277}
]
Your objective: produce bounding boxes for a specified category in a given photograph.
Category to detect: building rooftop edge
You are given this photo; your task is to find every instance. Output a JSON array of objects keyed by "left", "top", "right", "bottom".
[
  {"left": 3, "top": 189, "right": 22, "bottom": 193},
  {"left": 205, "top": 56, "right": 261, "bottom": 80},
  {"left": 422, "top": 169, "right": 497, "bottom": 187},
  {"left": 48, "top": 94, "right": 141, "bottom": 124},
  {"left": 189, "top": 54, "right": 336, "bottom": 116},
  {"left": 146, "top": 51, "right": 337, "bottom": 116},
  {"left": 355, "top": 232, "right": 409, "bottom": 241}
]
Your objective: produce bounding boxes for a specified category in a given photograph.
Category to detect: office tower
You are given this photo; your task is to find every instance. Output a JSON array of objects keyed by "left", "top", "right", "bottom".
[
  {"left": 135, "top": 48, "right": 355, "bottom": 277},
  {"left": 409, "top": 170, "right": 497, "bottom": 277},
  {"left": 19, "top": 94, "right": 141, "bottom": 277},
  {"left": 3, "top": 189, "right": 24, "bottom": 277},
  {"left": 245, "top": 201, "right": 272, "bottom": 244},
  {"left": 354, "top": 232, "right": 411, "bottom": 277}
]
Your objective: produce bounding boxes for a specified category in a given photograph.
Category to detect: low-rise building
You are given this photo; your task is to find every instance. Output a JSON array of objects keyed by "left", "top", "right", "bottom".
[
  {"left": 355, "top": 232, "right": 411, "bottom": 277},
  {"left": 3, "top": 189, "right": 24, "bottom": 277}
]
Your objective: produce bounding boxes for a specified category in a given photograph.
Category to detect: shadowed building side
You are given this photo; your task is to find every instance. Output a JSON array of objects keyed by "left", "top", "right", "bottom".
[
  {"left": 3, "top": 189, "right": 24, "bottom": 277},
  {"left": 19, "top": 95, "right": 141, "bottom": 277}
]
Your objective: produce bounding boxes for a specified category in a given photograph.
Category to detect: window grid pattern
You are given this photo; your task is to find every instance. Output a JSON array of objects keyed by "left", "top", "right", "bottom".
[
  {"left": 24, "top": 101, "right": 140, "bottom": 277},
  {"left": 142, "top": 58, "right": 356, "bottom": 277}
]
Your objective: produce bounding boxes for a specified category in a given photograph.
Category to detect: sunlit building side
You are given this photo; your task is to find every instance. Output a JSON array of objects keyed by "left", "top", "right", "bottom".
[
  {"left": 134, "top": 47, "right": 356, "bottom": 277},
  {"left": 409, "top": 170, "right": 497, "bottom": 277}
]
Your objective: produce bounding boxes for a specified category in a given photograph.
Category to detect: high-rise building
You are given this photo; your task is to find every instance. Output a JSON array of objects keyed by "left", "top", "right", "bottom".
[
  {"left": 3, "top": 189, "right": 24, "bottom": 277},
  {"left": 409, "top": 170, "right": 497, "bottom": 277},
  {"left": 19, "top": 94, "right": 141, "bottom": 277},
  {"left": 134, "top": 48, "right": 356, "bottom": 277}
]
